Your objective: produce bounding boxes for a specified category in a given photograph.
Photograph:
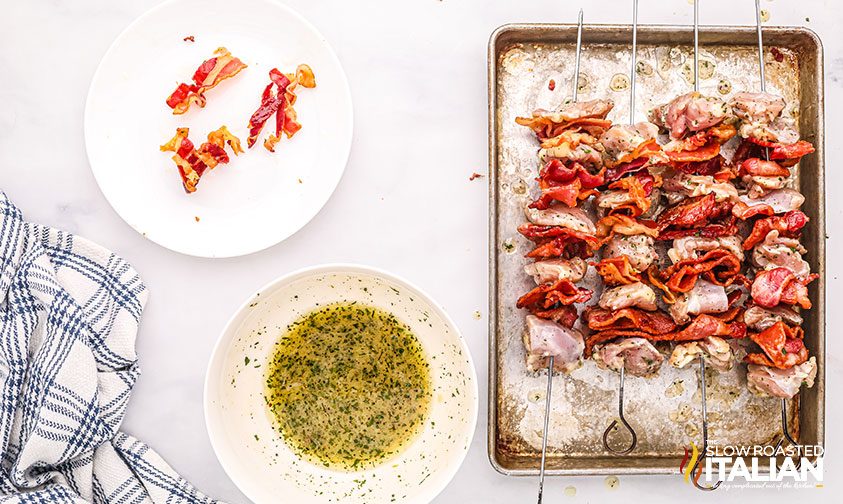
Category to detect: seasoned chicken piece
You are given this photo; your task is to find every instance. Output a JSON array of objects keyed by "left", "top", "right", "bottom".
[
  {"left": 747, "top": 357, "right": 817, "bottom": 399},
  {"left": 738, "top": 116, "right": 800, "bottom": 144},
  {"left": 737, "top": 189, "right": 804, "bottom": 215},
  {"left": 524, "top": 258, "right": 587, "bottom": 284},
  {"left": 603, "top": 234, "right": 658, "bottom": 272},
  {"left": 523, "top": 315, "right": 585, "bottom": 373},
  {"left": 753, "top": 229, "right": 810, "bottom": 279},
  {"left": 593, "top": 338, "right": 664, "bottom": 377},
  {"left": 662, "top": 172, "right": 738, "bottom": 202},
  {"left": 650, "top": 92, "right": 730, "bottom": 139},
  {"left": 531, "top": 98, "right": 615, "bottom": 124},
  {"left": 539, "top": 142, "right": 603, "bottom": 166},
  {"left": 599, "top": 122, "right": 659, "bottom": 161},
  {"left": 729, "top": 92, "right": 785, "bottom": 124},
  {"left": 744, "top": 304, "right": 803, "bottom": 332},
  {"left": 744, "top": 175, "right": 790, "bottom": 198},
  {"left": 668, "top": 279, "right": 729, "bottom": 325},
  {"left": 598, "top": 282, "right": 657, "bottom": 311},
  {"left": 669, "top": 337, "right": 734, "bottom": 372},
  {"left": 667, "top": 236, "right": 744, "bottom": 263},
  {"left": 525, "top": 204, "right": 596, "bottom": 235}
]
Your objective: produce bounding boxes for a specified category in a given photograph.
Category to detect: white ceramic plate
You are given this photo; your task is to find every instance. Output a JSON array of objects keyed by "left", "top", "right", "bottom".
[
  {"left": 205, "top": 265, "right": 478, "bottom": 503},
  {"left": 85, "top": 0, "right": 352, "bottom": 257}
]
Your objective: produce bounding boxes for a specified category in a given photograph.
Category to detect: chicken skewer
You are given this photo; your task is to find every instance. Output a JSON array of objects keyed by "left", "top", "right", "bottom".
[{"left": 535, "top": 10, "right": 585, "bottom": 503}]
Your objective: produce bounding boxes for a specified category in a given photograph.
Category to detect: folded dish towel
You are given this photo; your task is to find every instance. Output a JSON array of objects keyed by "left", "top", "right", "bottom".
[{"left": 0, "top": 193, "right": 216, "bottom": 504}]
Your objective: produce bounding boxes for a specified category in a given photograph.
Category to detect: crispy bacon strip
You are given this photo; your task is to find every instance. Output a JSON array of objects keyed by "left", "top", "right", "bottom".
[
  {"left": 166, "top": 47, "right": 247, "bottom": 114},
  {"left": 516, "top": 116, "right": 613, "bottom": 141},
  {"left": 751, "top": 268, "right": 817, "bottom": 309},
  {"left": 608, "top": 138, "right": 664, "bottom": 168},
  {"left": 530, "top": 160, "right": 603, "bottom": 209},
  {"left": 672, "top": 308, "right": 746, "bottom": 342},
  {"left": 160, "top": 126, "right": 243, "bottom": 193},
  {"left": 666, "top": 141, "right": 721, "bottom": 163},
  {"left": 745, "top": 321, "right": 808, "bottom": 369},
  {"left": 748, "top": 137, "right": 815, "bottom": 164},
  {"left": 531, "top": 304, "right": 579, "bottom": 327},
  {"left": 742, "top": 210, "right": 809, "bottom": 250},
  {"left": 648, "top": 266, "right": 678, "bottom": 304},
  {"left": 593, "top": 256, "right": 642, "bottom": 286},
  {"left": 604, "top": 172, "right": 656, "bottom": 217},
  {"left": 248, "top": 64, "right": 316, "bottom": 151},
  {"left": 739, "top": 158, "right": 791, "bottom": 177},
  {"left": 595, "top": 214, "right": 659, "bottom": 243},
  {"left": 585, "top": 307, "right": 677, "bottom": 333},
  {"left": 656, "top": 193, "right": 737, "bottom": 239},
  {"left": 603, "top": 156, "right": 648, "bottom": 184},
  {"left": 657, "top": 193, "right": 715, "bottom": 231},
  {"left": 516, "top": 279, "right": 592, "bottom": 311},
  {"left": 659, "top": 249, "right": 743, "bottom": 293}
]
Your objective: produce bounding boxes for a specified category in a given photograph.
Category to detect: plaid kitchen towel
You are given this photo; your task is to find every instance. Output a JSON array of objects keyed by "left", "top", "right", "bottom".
[{"left": 0, "top": 193, "right": 217, "bottom": 504}]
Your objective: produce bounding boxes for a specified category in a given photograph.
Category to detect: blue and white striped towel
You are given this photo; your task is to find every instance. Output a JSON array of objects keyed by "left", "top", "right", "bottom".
[{"left": 0, "top": 193, "right": 217, "bottom": 504}]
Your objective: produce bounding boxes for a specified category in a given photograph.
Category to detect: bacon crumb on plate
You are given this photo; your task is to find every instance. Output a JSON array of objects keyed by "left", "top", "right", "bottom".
[{"left": 183, "top": 35, "right": 195, "bottom": 42}]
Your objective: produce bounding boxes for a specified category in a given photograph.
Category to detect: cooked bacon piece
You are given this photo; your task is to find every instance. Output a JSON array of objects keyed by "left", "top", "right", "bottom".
[
  {"left": 530, "top": 304, "right": 579, "bottom": 327},
  {"left": 667, "top": 236, "right": 744, "bottom": 264},
  {"left": 598, "top": 282, "right": 657, "bottom": 311},
  {"left": 732, "top": 189, "right": 805, "bottom": 219},
  {"left": 524, "top": 203, "right": 596, "bottom": 235},
  {"left": 539, "top": 131, "right": 603, "bottom": 165},
  {"left": 523, "top": 233, "right": 598, "bottom": 260},
  {"left": 160, "top": 126, "right": 243, "bottom": 193},
  {"left": 523, "top": 315, "right": 585, "bottom": 373},
  {"left": 166, "top": 47, "right": 247, "bottom": 114},
  {"left": 659, "top": 249, "right": 743, "bottom": 294},
  {"left": 585, "top": 307, "right": 677, "bottom": 334},
  {"left": 745, "top": 321, "right": 808, "bottom": 369},
  {"left": 603, "top": 156, "right": 649, "bottom": 184},
  {"left": 518, "top": 223, "right": 598, "bottom": 244},
  {"left": 739, "top": 158, "right": 790, "bottom": 177},
  {"left": 530, "top": 160, "right": 603, "bottom": 209},
  {"left": 657, "top": 193, "right": 715, "bottom": 231},
  {"left": 524, "top": 258, "right": 587, "bottom": 284},
  {"left": 664, "top": 122, "right": 737, "bottom": 153},
  {"left": 596, "top": 172, "right": 657, "bottom": 217},
  {"left": 650, "top": 92, "right": 730, "bottom": 139},
  {"left": 747, "top": 357, "right": 817, "bottom": 398},
  {"left": 516, "top": 99, "right": 614, "bottom": 140},
  {"left": 593, "top": 338, "right": 664, "bottom": 377},
  {"left": 669, "top": 336, "right": 734, "bottom": 372},
  {"left": 747, "top": 137, "right": 815, "bottom": 166},
  {"left": 751, "top": 267, "right": 817, "bottom": 309},
  {"left": 657, "top": 220, "right": 738, "bottom": 240},
  {"left": 248, "top": 65, "right": 316, "bottom": 151},
  {"left": 668, "top": 279, "right": 729, "bottom": 324},
  {"left": 742, "top": 210, "right": 808, "bottom": 250},
  {"left": 665, "top": 141, "right": 721, "bottom": 163},
  {"left": 603, "top": 233, "right": 658, "bottom": 272},
  {"left": 744, "top": 304, "right": 803, "bottom": 332},
  {"left": 516, "top": 279, "right": 592, "bottom": 311},
  {"left": 595, "top": 214, "right": 659, "bottom": 243},
  {"left": 593, "top": 256, "right": 642, "bottom": 286}
]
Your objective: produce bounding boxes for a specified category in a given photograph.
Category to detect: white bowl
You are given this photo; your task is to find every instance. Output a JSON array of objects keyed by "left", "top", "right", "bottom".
[{"left": 204, "top": 264, "right": 478, "bottom": 503}]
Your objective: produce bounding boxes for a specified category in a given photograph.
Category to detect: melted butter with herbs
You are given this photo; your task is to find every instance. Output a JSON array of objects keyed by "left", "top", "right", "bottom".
[{"left": 264, "top": 302, "right": 431, "bottom": 471}]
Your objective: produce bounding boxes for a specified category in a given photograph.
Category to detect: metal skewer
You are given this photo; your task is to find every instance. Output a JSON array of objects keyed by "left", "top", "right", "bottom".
[
  {"left": 685, "top": 4, "right": 722, "bottom": 491},
  {"left": 536, "top": 11, "right": 584, "bottom": 503},
  {"left": 751, "top": 0, "right": 804, "bottom": 471},
  {"left": 601, "top": 0, "right": 639, "bottom": 455}
]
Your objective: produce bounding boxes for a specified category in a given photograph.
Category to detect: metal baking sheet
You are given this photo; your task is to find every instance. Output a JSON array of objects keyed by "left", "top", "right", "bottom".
[{"left": 487, "top": 24, "right": 825, "bottom": 476}]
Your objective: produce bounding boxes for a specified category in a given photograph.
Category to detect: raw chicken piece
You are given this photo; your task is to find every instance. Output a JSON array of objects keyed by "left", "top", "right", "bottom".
[
  {"left": 525, "top": 203, "right": 596, "bottom": 235},
  {"left": 744, "top": 175, "right": 790, "bottom": 198},
  {"left": 523, "top": 315, "right": 585, "bottom": 373},
  {"left": 744, "top": 304, "right": 803, "bottom": 332},
  {"left": 668, "top": 279, "right": 729, "bottom": 325},
  {"left": 524, "top": 258, "right": 587, "bottom": 284},
  {"left": 667, "top": 236, "right": 744, "bottom": 264},
  {"left": 729, "top": 92, "right": 785, "bottom": 124},
  {"left": 593, "top": 337, "right": 664, "bottom": 377},
  {"left": 598, "top": 282, "right": 657, "bottom": 311},
  {"left": 737, "top": 189, "right": 804, "bottom": 215},
  {"left": 531, "top": 98, "right": 615, "bottom": 124},
  {"left": 650, "top": 92, "right": 730, "bottom": 139},
  {"left": 753, "top": 229, "right": 810, "bottom": 279},
  {"left": 603, "top": 234, "right": 658, "bottom": 272},
  {"left": 747, "top": 357, "right": 817, "bottom": 398},
  {"left": 599, "top": 122, "right": 659, "bottom": 162},
  {"left": 662, "top": 172, "right": 738, "bottom": 202},
  {"left": 539, "top": 142, "right": 603, "bottom": 167},
  {"left": 669, "top": 336, "right": 734, "bottom": 372},
  {"left": 738, "top": 116, "right": 800, "bottom": 144}
]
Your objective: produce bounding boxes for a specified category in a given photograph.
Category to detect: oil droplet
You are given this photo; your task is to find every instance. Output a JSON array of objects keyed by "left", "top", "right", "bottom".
[
  {"left": 604, "top": 475, "right": 620, "bottom": 490},
  {"left": 502, "top": 238, "right": 517, "bottom": 254},
  {"left": 717, "top": 79, "right": 732, "bottom": 95},
  {"left": 684, "top": 423, "right": 699, "bottom": 437},
  {"left": 669, "top": 47, "right": 685, "bottom": 67},
  {"left": 576, "top": 73, "right": 590, "bottom": 95},
  {"left": 681, "top": 63, "right": 695, "bottom": 86},
  {"left": 564, "top": 486, "right": 577, "bottom": 497},
  {"left": 609, "top": 73, "right": 630, "bottom": 92},
  {"left": 760, "top": 9, "right": 770, "bottom": 23},
  {"left": 699, "top": 59, "right": 716, "bottom": 80},
  {"left": 528, "top": 389, "right": 545, "bottom": 403},
  {"left": 665, "top": 379, "right": 685, "bottom": 398},
  {"left": 512, "top": 179, "right": 527, "bottom": 195},
  {"left": 472, "top": 310, "right": 482, "bottom": 320},
  {"left": 636, "top": 60, "right": 654, "bottom": 77}
]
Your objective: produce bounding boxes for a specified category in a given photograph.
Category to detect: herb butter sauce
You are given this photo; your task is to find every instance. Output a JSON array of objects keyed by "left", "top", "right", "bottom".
[{"left": 264, "top": 302, "right": 431, "bottom": 470}]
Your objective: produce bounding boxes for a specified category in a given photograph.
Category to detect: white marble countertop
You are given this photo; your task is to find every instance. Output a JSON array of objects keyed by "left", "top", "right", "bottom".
[{"left": 1, "top": 0, "right": 839, "bottom": 502}]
